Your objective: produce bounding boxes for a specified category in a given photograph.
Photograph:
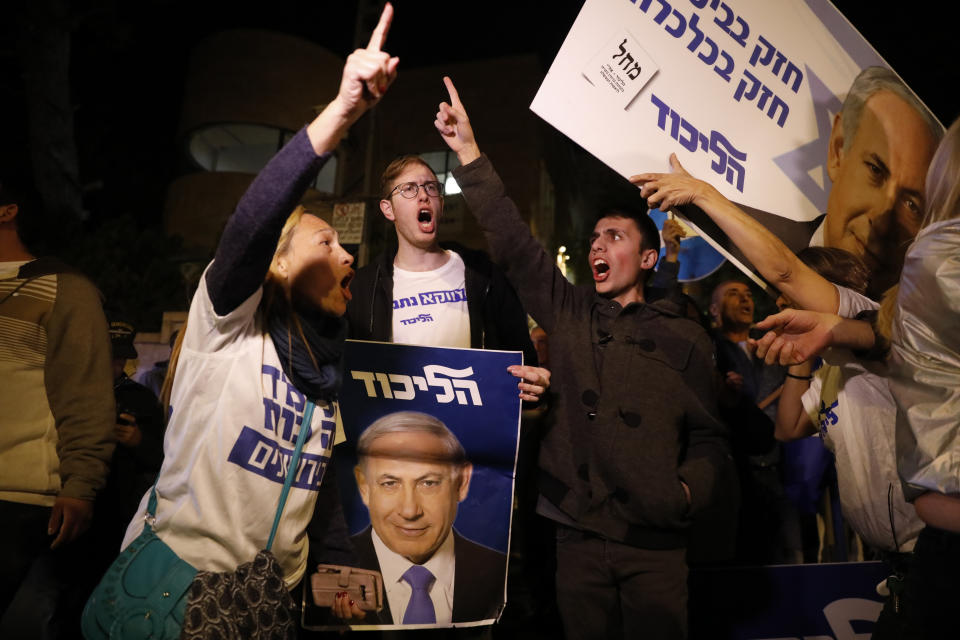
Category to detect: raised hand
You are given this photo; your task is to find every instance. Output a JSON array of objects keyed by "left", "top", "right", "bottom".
[
  {"left": 661, "top": 217, "right": 686, "bottom": 262},
  {"left": 309, "top": 3, "right": 398, "bottom": 152},
  {"left": 337, "top": 3, "right": 399, "bottom": 115},
  {"left": 630, "top": 154, "right": 719, "bottom": 211},
  {"left": 435, "top": 76, "right": 481, "bottom": 165}
]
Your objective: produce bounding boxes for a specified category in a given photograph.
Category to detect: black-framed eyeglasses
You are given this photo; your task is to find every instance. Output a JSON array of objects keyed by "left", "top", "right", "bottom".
[{"left": 389, "top": 181, "right": 444, "bottom": 199}]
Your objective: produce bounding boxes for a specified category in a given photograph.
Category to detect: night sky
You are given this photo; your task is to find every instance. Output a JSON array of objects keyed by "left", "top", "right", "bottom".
[{"left": 2, "top": 0, "right": 956, "bottom": 229}]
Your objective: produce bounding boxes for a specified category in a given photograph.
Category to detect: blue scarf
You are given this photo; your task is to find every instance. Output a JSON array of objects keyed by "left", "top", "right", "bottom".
[{"left": 267, "top": 305, "right": 346, "bottom": 402}]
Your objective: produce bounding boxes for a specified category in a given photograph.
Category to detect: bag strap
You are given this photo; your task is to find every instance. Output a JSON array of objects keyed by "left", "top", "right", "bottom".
[
  {"left": 144, "top": 399, "right": 318, "bottom": 548},
  {"left": 266, "top": 398, "right": 316, "bottom": 551}
]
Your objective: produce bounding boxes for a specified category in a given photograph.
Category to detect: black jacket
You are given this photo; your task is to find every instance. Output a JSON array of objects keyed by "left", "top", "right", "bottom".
[
  {"left": 454, "top": 155, "right": 728, "bottom": 550},
  {"left": 346, "top": 242, "right": 537, "bottom": 365}
]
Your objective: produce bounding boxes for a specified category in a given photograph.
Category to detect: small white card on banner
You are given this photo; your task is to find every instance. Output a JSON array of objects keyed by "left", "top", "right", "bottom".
[{"left": 582, "top": 30, "right": 659, "bottom": 110}]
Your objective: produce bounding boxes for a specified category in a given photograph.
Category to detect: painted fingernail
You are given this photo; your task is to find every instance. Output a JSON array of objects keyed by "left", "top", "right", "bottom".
[{"left": 350, "top": 599, "right": 355, "bottom": 606}]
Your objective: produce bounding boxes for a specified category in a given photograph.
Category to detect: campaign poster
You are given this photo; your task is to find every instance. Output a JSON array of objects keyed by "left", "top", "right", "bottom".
[
  {"left": 532, "top": 0, "right": 941, "bottom": 294},
  {"left": 302, "top": 340, "right": 522, "bottom": 631}
]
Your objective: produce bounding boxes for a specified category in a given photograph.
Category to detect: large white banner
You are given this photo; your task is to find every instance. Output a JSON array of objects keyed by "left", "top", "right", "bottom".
[{"left": 532, "top": 0, "right": 937, "bottom": 285}]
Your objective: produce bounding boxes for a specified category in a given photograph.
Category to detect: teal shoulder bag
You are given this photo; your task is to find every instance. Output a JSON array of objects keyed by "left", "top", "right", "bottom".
[{"left": 82, "top": 400, "right": 317, "bottom": 639}]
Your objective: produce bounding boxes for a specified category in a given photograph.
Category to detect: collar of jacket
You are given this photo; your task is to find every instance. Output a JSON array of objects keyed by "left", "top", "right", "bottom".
[{"left": 591, "top": 292, "right": 683, "bottom": 320}]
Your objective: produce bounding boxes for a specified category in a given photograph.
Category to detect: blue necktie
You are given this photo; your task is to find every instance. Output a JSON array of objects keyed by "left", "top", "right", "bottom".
[{"left": 401, "top": 564, "right": 436, "bottom": 624}]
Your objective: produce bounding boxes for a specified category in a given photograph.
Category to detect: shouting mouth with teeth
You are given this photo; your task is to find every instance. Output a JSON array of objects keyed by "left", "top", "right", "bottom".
[
  {"left": 592, "top": 257, "right": 610, "bottom": 283},
  {"left": 381, "top": 163, "right": 445, "bottom": 252}
]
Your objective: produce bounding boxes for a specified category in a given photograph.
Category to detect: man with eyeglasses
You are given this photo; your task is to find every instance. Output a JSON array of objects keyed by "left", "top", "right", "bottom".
[{"left": 346, "top": 154, "right": 545, "bottom": 396}]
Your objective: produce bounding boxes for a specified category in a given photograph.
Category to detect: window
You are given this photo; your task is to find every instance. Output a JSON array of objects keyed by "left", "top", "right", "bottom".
[
  {"left": 188, "top": 123, "right": 337, "bottom": 193},
  {"left": 420, "top": 150, "right": 461, "bottom": 195}
]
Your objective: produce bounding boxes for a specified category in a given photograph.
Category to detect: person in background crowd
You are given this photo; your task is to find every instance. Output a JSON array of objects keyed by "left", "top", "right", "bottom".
[
  {"left": 136, "top": 328, "right": 179, "bottom": 400},
  {"left": 0, "top": 177, "right": 115, "bottom": 637},
  {"left": 708, "top": 279, "right": 790, "bottom": 565}
]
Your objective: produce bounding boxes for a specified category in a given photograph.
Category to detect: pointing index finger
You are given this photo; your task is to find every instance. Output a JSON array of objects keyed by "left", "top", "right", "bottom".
[
  {"left": 443, "top": 76, "right": 463, "bottom": 109},
  {"left": 367, "top": 2, "right": 393, "bottom": 52}
]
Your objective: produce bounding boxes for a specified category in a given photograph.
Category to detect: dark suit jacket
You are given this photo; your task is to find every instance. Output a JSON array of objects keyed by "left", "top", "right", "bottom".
[{"left": 350, "top": 526, "right": 507, "bottom": 625}]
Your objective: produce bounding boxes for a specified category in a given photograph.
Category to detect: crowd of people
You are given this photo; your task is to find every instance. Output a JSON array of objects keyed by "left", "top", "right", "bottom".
[{"left": 1, "top": 4, "right": 957, "bottom": 639}]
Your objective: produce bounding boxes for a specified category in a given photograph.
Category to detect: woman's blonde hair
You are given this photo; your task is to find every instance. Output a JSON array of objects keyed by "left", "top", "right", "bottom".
[
  {"left": 160, "top": 204, "right": 327, "bottom": 419},
  {"left": 264, "top": 204, "right": 326, "bottom": 376}
]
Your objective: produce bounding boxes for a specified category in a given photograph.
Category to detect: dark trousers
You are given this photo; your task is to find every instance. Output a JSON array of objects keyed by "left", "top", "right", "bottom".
[
  {"left": 0, "top": 500, "right": 52, "bottom": 617},
  {"left": 555, "top": 526, "right": 687, "bottom": 640},
  {"left": 881, "top": 525, "right": 960, "bottom": 639}
]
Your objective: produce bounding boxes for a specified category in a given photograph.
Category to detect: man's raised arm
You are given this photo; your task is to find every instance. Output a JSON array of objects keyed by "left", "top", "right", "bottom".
[
  {"left": 631, "top": 155, "right": 840, "bottom": 313},
  {"left": 436, "top": 77, "right": 573, "bottom": 334}
]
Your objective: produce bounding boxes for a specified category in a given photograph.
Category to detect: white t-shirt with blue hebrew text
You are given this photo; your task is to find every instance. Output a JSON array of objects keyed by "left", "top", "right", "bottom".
[
  {"left": 122, "top": 267, "right": 340, "bottom": 587},
  {"left": 391, "top": 250, "right": 470, "bottom": 348}
]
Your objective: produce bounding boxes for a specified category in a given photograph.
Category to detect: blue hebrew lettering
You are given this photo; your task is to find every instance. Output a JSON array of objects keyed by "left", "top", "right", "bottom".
[
  {"left": 686, "top": 13, "right": 704, "bottom": 51},
  {"left": 668, "top": 109, "right": 682, "bottom": 141},
  {"left": 284, "top": 384, "right": 305, "bottom": 413},
  {"left": 726, "top": 157, "right": 746, "bottom": 193},
  {"left": 757, "top": 84, "right": 774, "bottom": 111},
  {"left": 263, "top": 397, "right": 282, "bottom": 432},
  {"left": 651, "top": 94, "right": 671, "bottom": 129},
  {"left": 768, "top": 95, "right": 789, "bottom": 127},
  {"left": 697, "top": 37, "right": 718, "bottom": 65},
  {"left": 729, "top": 16, "right": 749, "bottom": 47},
  {"left": 279, "top": 406, "right": 297, "bottom": 441},
  {"left": 689, "top": 0, "right": 707, "bottom": 8},
  {"left": 734, "top": 69, "right": 761, "bottom": 101},
  {"left": 713, "top": 2, "right": 733, "bottom": 32},
  {"left": 262, "top": 365, "right": 281, "bottom": 399},
  {"left": 772, "top": 51, "right": 787, "bottom": 76},
  {"left": 710, "top": 131, "right": 747, "bottom": 192},
  {"left": 678, "top": 118, "right": 700, "bottom": 152},
  {"left": 665, "top": 9, "right": 686, "bottom": 37},
  {"left": 749, "top": 35, "right": 775, "bottom": 67},
  {"left": 783, "top": 61, "right": 803, "bottom": 93},
  {"left": 654, "top": 0, "right": 672, "bottom": 24},
  {"left": 713, "top": 50, "right": 735, "bottom": 82}
]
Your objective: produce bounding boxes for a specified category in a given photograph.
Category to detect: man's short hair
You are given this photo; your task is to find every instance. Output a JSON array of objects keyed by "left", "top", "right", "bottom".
[
  {"left": 796, "top": 246, "right": 870, "bottom": 295},
  {"left": 357, "top": 411, "right": 467, "bottom": 467},
  {"left": 840, "top": 67, "right": 943, "bottom": 152},
  {"left": 379, "top": 155, "right": 438, "bottom": 199},
  {"left": 710, "top": 279, "right": 750, "bottom": 307},
  {"left": 594, "top": 205, "right": 661, "bottom": 255}
]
